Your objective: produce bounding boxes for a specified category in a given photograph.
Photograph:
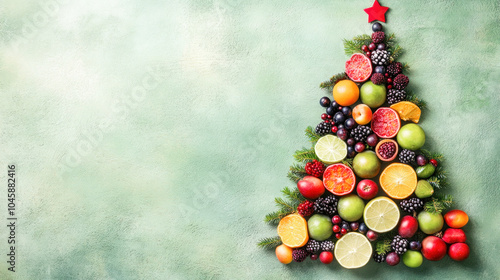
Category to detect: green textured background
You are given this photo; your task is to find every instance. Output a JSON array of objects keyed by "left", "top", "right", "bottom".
[{"left": 0, "top": 0, "right": 499, "bottom": 279}]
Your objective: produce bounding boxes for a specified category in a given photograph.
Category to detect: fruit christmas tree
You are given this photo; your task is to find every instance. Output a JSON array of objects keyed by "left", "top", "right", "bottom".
[{"left": 257, "top": 1, "right": 471, "bottom": 268}]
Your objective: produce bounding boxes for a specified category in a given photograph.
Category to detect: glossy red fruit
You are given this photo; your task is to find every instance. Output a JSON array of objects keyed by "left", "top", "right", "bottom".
[
  {"left": 442, "top": 228, "right": 467, "bottom": 244},
  {"left": 444, "top": 209, "right": 469, "bottom": 228},
  {"left": 421, "top": 236, "right": 447, "bottom": 261},
  {"left": 297, "top": 176, "right": 325, "bottom": 200},
  {"left": 398, "top": 215, "right": 418, "bottom": 239},
  {"left": 448, "top": 243, "right": 469, "bottom": 261},
  {"left": 366, "top": 230, "right": 378, "bottom": 241},
  {"left": 356, "top": 179, "right": 379, "bottom": 200},
  {"left": 430, "top": 159, "right": 438, "bottom": 167},
  {"left": 320, "top": 251, "right": 334, "bottom": 264}
]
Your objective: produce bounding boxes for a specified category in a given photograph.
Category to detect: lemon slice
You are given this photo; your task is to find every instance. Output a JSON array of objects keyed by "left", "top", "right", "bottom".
[
  {"left": 314, "top": 135, "right": 347, "bottom": 164},
  {"left": 363, "top": 196, "right": 400, "bottom": 233},
  {"left": 334, "top": 232, "right": 372, "bottom": 269}
]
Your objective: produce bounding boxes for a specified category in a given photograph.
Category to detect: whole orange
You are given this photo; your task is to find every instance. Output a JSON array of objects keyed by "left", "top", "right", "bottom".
[
  {"left": 333, "top": 80, "right": 359, "bottom": 106},
  {"left": 275, "top": 244, "right": 293, "bottom": 264}
]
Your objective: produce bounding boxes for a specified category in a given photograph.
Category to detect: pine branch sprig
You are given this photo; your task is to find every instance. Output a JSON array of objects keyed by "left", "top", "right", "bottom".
[
  {"left": 405, "top": 91, "right": 426, "bottom": 109},
  {"left": 264, "top": 209, "right": 291, "bottom": 225},
  {"left": 257, "top": 236, "right": 282, "bottom": 249},
  {"left": 281, "top": 186, "right": 305, "bottom": 204},
  {"left": 419, "top": 149, "right": 445, "bottom": 163},
  {"left": 341, "top": 158, "right": 354, "bottom": 169},
  {"left": 343, "top": 34, "right": 371, "bottom": 56},
  {"left": 287, "top": 172, "right": 302, "bottom": 183},
  {"left": 305, "top": 126, "right": 321, "bottom": 143},
  {"left": 389, "top": 45, "right": 403, "bottom": 62},
  {"left": 320, "top": 72, "right": 348, "bottom": 89},
  {"left": 376, "top": 240, "right": 392, "bottom": 255},
  {"left": 424, "top": 194, "right": 453, "bottom": 214},
  {"left": 401, "top": 62, "right": 410, "bottom": 72},
  {"left": 287, "top": 163, "right": 308, "bottom": 183},
  {"left": 385, "top": 33, "right": 397, "bottom": 49},
  {"left": 293, "top": 148, "right": 319, "bottom": 163}
]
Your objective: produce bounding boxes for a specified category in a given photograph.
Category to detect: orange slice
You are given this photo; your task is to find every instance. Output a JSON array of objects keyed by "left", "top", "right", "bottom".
[
  {"left": 323, "top": 163, "right": 356, "bottom": 196},
  {"left": 379, "top": 163, "right": 417, "bottom": 199},
  {"left": 390, "top": 101, "right": 421, "bottom": 123},
  {"left": 277, "top": 214, "right": 309, "bottom": 248}
]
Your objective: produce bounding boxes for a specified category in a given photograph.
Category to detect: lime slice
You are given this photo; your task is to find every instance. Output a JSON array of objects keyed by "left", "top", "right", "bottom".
[
  {"left": 334, "top": 232, "right": 372, "bottom": 269},
  {"left": 363, "top": 196, "right": 400, "bottom": 233},
  {"left": 314, "top": 135, "right": 347, "bottom": 164}
]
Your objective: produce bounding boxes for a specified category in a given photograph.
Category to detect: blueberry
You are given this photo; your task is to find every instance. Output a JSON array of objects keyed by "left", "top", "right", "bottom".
[
  {"left": 341, "top": 106, "right": 352, "bottom": 116},
  {"left": 358, "top": 223, "right": 368, "bottom": 234},
  {"left": 410, "top": 241, "right": 422, "bottom": 251},
  {"left": 320, "top": 96, "right": 331, "bottom": 108},
  {"left": 337, "top": 124, "right": 344, "bottom": 130},
  {"left": 344, "top": 118, "right": 357, "bottom": 130},
  {"left": 346, "top": 138, "right": 355, "bottom": 146},
  {"left": 377, "top": 43, "right": 386, "bottom": 50},
  {"left": 326, "top": 106, "right": 336, "bottom": 116},
  {"left": 372, "top": 22, "right": 383, "bottom": 32},
  {"left": 330, "top": 101, "right": 340, "bottom": 110},
  {"left": 374, "top": 66, "right": 386, "bottom": 74},
  {"left": 346, "top": 146, "right": 356, "bottom": 158},
  {"left": 334, "top": 112, "right": 345, "bottom": 124},
  {"left": 337, "top": 128, "right": 348, "bottom": 141}
]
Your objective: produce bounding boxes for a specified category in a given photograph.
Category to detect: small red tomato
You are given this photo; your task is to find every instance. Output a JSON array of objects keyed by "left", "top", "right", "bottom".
[{"left": 444, "top": 209, "right": 469, "bottom": 228}]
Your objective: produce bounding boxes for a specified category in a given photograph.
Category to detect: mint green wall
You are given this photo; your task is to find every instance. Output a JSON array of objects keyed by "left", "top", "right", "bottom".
[{"left": 0, "top": 0, "right": 498, "bottom": 279}]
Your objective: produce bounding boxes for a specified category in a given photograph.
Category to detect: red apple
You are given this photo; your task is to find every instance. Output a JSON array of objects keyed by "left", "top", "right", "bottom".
[
  {"left": 352, "top": 104, "right": 373, "bottom": 125},
  {"left": 297, "top": 176, "right": 325, "bottom": 199},
  {"left": 442, "top": 228, "right": 467, "bottom": 244},
  {"left": 421, "top": 236, "right": 447, "bottom": 261},
  {"left": 356, "top": 179, "right": 378, "bottom": 200},
  {"left": 398, "top": 215, "right": 418, "bottom": 238},
  {"left": 448, "top": 243, "right": 469, "bottom": 261}
]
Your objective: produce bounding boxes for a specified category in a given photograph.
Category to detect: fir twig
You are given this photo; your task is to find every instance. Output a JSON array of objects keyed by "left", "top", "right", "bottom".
[
  {"left": 305, "top": 126, "right": 321, "bottom": 143},
  {"left": 287, "top": 163, "right": 308, "bottom": 183},
  {"left": 264, "top": 209, "right": 290, "bottom": 225},
  {"left": 275, "top": 197, "right": 296, "bottom": 212},
  {"left": 343, "top": 34, "right": 371, "bottom": 56},
  {"left": 389, "top": 45, "right": 403, "bottom": 61},
  {"left": 376, "top": 240, "right": 392, "bottom": 255},
  {"left": 287, "top": 172, "right": 302, "bottom": 183},
  {"left": 401, "top": 62, "right": 410, "bottom": 72},
  {"left": 293, "top": 148, "right": 319, "bottom": 163},
  {"left": 424, "top": 194, "right": 453, "bottom": 214},
  {"left": 320, "top": 72, "right": 348, "bottom": 89},
  {"left": 257, "top": 236, "right": 282, "bottom": 249},
  {"left": 419, "top": 150, "right": 445, "bottom": 163},
  {"left": 281, "top": 187, "right": 305, "bottom": 203},
  {"left": 341, "top": 158, "right": 354, "bottom": 169},
  {"left": 405, "top": 91, "right": 426, "bottom": 109},
  {"left": 385, "top": 33, "right": 397, "bottom": 50}
]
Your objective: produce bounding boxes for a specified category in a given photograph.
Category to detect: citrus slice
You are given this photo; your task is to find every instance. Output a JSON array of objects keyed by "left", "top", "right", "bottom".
[
  {"left": 277, "top": 214, "right": 309, "bottom": 248},
  {"left": 323, "top": 163, "right": 356, "bottom": 196},
  {"left": 345, "top": 53, "right": 372, "bottom": 82},
  {"left": 334, "top": 232, "right": 372, "bottom": 269},
  {"left": 379, "top": 163, "right": 417, "bottom": 199},
  {"left": 390, "top": 101, "right": 421, "bottom": 123},
  {"left": 314, "top": 135, "right": 347, "bottom": 164},
  {"left": 371, "top": 107, "right": 401, "bottom": 138},
  {"left": 363, "top": 197, "right": 400, "bottom": 233}
]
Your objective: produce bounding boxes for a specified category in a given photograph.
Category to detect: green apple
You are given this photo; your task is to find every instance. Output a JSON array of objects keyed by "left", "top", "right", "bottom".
[
  {"left": 402, "top": 250, "right": 423, "bottom": 268},
  {"left": 353, "top": 151, "right": 381, "bottom": 178},
  {"left": 397, "top": 124, "right": 426, "bottom": 150},
  {"left": 417, "top": 211, "right": 444, "bottom": 234},
  {"left": 360, "top": 81, "right": 386, "bottom": 108},
  {"left": 415, "top": 163, "right": 436, "bottom": 179},
  {"left": 307, "top": 214, "right": 333, "bottom": 241},
  {"left": 415, "top": 180, "right": 434, "bottom": 198},
  {"left": 338, "top": 194, "right": 365, "bottom": 222}
]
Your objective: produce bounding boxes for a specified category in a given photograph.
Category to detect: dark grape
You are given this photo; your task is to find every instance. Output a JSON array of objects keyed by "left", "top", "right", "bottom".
[
  {"left": 366, "top": 134, "right": 379, "bottom": 147},
  {"left": 326, "top": 106, "right": 336, "bottom": 116},
  {"left": 377, "top": 43, "right": 386, "bottom": 50},
  {"left": 374, "top": 66, "right": 385, "bottom": 74},
  {"left": 344, "top": 118, "right": 357, "bottom": 130},
  {"left": 410, "top": 241, "right": 422, "bottom": 251},
  {"left": 320, "top": 96, "right": 331, "bottom": 107},
  {"left": 334, "top": 112, "right": 345, "bottom": 124},
  {"left": 358, "top": 223, "right": 368, "bottom": 234},
  {"left": 346, "top": 138, "right": 355, "bottom": 146},
  {"left": 350, "top": 222, "right": 359, "bottom": 231},
  {"left": 341, "top": 222, "right": 350, "bottom": 231},
  {"left": 330, "top": 101, "right": 340, "bottom": 110},
  {"left": 386, "top": 252, "right": 400, "bottom": 266},
  {"left": 347, "top": 146, "right": 356, "bottom": 158},
  {"left": 341, "top": 106, "right": 352, "bottom": 116},
  {"left": 337, "top": 124, "right": 345, "bottom": 130},
  {"left": 416, "top": 155, "right": 428, "bottom": 166},
  {"left": 372, "top": 22, "right": 383, "bottom": 32},
  {"left": 337, "top": 128, "right": 348, "bottom": 141},
  {"left": 354, "top": 142, "right": 365, "bottom": 153}
]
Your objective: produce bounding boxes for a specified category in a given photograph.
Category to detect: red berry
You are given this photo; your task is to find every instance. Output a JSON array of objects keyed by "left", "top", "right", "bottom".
[
  {"left": 304, "top": 160, "right": 326, "bottom": 178},
  {"left": 361, "top": 45, "right": 369, "bottom": 52},
  {"left": 333, "top": 225, "right": 341, "bottom": 233},
  {"left": 324, "top": 119, "right": 330, "bottom": 123},
  {"left": 368, "top": 43, "right": 376, "bottom": 50},
  {"left": 331, "top": 126, "right": 338, "bottom": 133},
  {"left": 341, "top": 228, "right": 347, "bottom": 235},
  {"left": 335, "top": 233, "right": 342, "bottom": 239},
  {"left": 321, "top": 113, "right": 328, "bottom": 120},
  {"left": 387, "top": 78, "right": 392, "bottom": 83},
  {"left": 297, "top": 200, "right": 315, "bottom": 217},
  {"left": 319, "top": 251, "right": 334, "bottom": 264},
  {"left": 327, "top": 114, "right": 333, "bottom": 119},
  {"left": 366, "top": 51, "right": 371, "bottom": 57},
  {"left": 387, "top": 85, "right": 392, "bottom": 89},
  {"left": 332, "top": 215, "right": 341, "bottom": 224},
  {"left": 385, "top": 73, "right": 389, "bottom": 77},
  {"left": 430, "top": 159, "right": 438, "bottom": 167}
]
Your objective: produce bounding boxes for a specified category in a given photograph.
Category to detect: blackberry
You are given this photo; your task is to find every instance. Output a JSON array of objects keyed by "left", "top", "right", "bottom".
[
  {"left": 372, "top": 31, "right": 385, "bottom": 44},
  {"left": 387, "top": 89, "right": 406, "bottom": 105},
  {"left": 297, "top": 200, "right": 315, "bottom": 217},
  {"left": 351, "top": 125, "right": 372, "bottom": 142},
  {"left": 393, "top": 74, "right": 409, "bottom": 90},
  {"left": 292, "top": 248, "right": 308, "bottom": 262},
  {"left": 315, "top": 121, "right": 332, "bottom": 136},
  {"left": 371, "top": 50, "right": 390, "bottom": 66},
  {"left": 370, "top": 73, "right": 385, "bottom": 85},
  {"left": 386, "top": 62, "right": 403, "bottom": 77},
  {"left": 400, "top": 198, "right": 424, "bottom": 213},
  {"left": 399, "top": 149, "right": 416, "bottom": 164},
  {"left": 314, "top": 195, "right": 338, "bottom": 216},
  {"left": 321, "top": 240, "right": 335, "bottom": 252},
  {"left": 305, "top": 239, "right": 321, "bottom": 254},
  {"left": 373, "top": 253, "right": 386, "bottom": 263},
  {"left": 391, "top": 235, "right": 409, "bottom": 255}
]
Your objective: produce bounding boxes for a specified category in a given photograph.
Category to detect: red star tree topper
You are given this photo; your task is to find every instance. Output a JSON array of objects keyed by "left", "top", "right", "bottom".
[{"left": 364, "top": 0, "right": 389, "bottom": 23}]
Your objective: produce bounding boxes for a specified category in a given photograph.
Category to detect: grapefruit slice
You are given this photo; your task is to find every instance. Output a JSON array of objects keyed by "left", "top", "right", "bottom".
[
  {"left": 323, "top": 163, "right": 356, "bottom": 196},
  {"left": 345, "top": 53, "right": 372, "bottom": 82},
  {"left": 379, "top": 163, "right": 417, "bottom": 199},
  {"left": 371, "top": 107, "right": 401, "bottom": 138},
  {"left": 390, "top": 101, "right": 421, "bottom": 123},
  {"left": 277, "top": 214, "right": 309, "bottom": 248}
]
